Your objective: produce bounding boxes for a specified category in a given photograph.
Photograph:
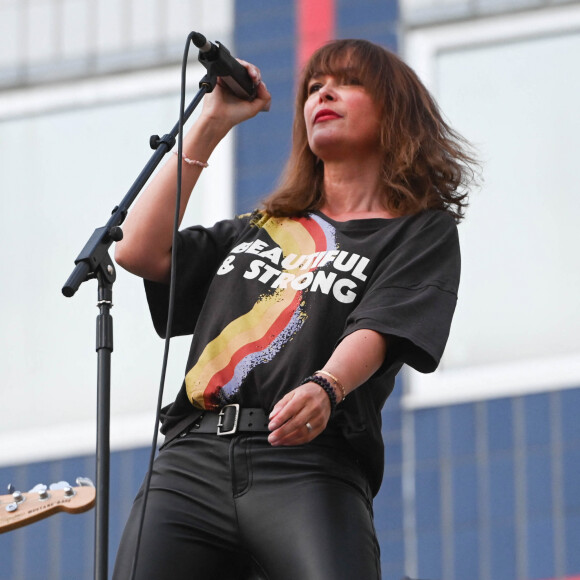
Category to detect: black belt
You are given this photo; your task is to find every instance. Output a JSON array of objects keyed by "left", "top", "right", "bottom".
[{"left": 188, "top": 405, "right": 270, "bottom": 436}]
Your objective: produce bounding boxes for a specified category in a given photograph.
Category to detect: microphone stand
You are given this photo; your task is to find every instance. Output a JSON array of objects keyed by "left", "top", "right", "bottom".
[{"left": 62, "top": 70, "right": 217, "bottom": 580}]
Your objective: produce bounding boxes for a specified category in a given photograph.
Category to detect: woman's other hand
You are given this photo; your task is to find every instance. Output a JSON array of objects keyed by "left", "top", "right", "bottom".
[{"left": 267, "top": 382, "right": 332, "bottom": 446}]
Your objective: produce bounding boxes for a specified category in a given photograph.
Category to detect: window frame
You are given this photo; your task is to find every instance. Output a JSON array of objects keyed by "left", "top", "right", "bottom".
[{"left": 402, "top": 4, "right": 580, "bottom": 409}]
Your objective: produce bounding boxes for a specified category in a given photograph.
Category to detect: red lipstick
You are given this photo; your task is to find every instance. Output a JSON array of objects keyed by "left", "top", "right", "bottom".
[{"left": 314, "top": 109, "right": 342, "bottom": 123}]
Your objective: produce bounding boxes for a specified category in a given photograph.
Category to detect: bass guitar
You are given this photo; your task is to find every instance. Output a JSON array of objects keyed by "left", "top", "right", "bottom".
[{"left": 0, "top": 477, "right": 95, "bottom": 533}]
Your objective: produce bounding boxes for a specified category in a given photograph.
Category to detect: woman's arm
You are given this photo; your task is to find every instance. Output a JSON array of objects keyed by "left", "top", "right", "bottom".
[
  {"left": 114, "top": 63, "right": 271, "bottom": 283},
  {"left": 268, "top": 328, "right": 389, "bottom": 446}
]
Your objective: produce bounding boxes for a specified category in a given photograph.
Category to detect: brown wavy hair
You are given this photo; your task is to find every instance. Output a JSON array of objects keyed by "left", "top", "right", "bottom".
[{"left": 261, "top": 39, "right": 478, "bottom": 222}]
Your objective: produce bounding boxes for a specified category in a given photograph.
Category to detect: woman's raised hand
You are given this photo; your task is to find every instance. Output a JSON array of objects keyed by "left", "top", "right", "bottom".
[{"left": 200, "top": 59, "right": 271, "bottom": 133}]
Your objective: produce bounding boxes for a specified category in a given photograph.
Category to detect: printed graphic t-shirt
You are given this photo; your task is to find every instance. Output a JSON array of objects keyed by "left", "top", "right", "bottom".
[{"left": 144, "top": 209, "right": 461, "bottom": 495}]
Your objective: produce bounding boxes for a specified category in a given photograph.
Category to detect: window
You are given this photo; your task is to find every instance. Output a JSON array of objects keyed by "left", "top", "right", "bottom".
[
  {"left": 0, "top": 67, "right": 234, "bottom": 465},
  {"left": 403, "top": 5, "right": 580, "bottom": 408}
]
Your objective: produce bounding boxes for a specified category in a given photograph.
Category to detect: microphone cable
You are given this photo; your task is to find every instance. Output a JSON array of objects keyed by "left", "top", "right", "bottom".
[{"left": 128, "top": 31, "right": 199, "bottom": 580}]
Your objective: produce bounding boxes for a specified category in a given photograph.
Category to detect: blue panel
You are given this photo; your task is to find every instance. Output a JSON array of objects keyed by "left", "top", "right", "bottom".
[
  {"left": 454, "top": 527, "right": 480, "bottom": 579},
  {"left": 334, "top": 24, "right": 398, "bottom": 53},
  {"left": 24, "top": 460, "right": 53, "bottom": 489},
  {"left": 109, "top": 446, "right": 152, "bottom": 571},
  {"left": 378, "top": 531, "right": 404, "bottom": 564},
  {"left": 527, "top": 517, "right": 555, "bottom": 579},
  {"left": 61, "top": 454, "right": 96, "bottom": 482},
  {"left": 0, "top": 464, "right": 22, "bottom": 487},
  {"left": 60, "top": 455, "right": 94, "bottom": 580},
  {"left": 490, "top": 524, "right": 517, "bottom": 580},
  {"left": 415, "top": 466, "right": 441, "bottom": 531},
  {"left": 240, "top": 22, "right": 295, "bottom": 47},
  {"left": 237, "top": 120, "right": 293, "bottom": 170},
  {"left": 416, "top": 530, "right": 443, "bottom": 580},
  {"left": 337, "top": 0, "right": 398, "bottom": 36},
  {"left": 237, "top": 169, "right": 283, "bottom": 214},
  {"left": 563, "top": 446, "right": 580, "bottom": 512},
  {"left": 561, "top": 387, "right": 580, "bottom": 445},
  {"left": 384, "top": 434, "right": 403, "bottom": 467},
  {"left": 381, "top": 472, "right": 403, "bottom": 506},
  {"left": 392, "top": 373, "right": 404, "bottom": 400},
  {"left": 19, "top": 461, "right": 55, "bottom": 580},
  {"left": 374, "top": 472, "right": 403, "bottom": 524},
  {"left": 0, "top": 465, "right": 17, "bottom": 577},
  {"left": 414, "top": 408, "right": 440, "bottom": 462},
  {"left": 60, "top": 508, "right": 93, "bottom": 580},
  {"left": 486, "top": 397, "right": 513, "bottom": 453},
  {"left": 382, "top": 377, "right": 403, "bottom": 434},
  {"left": 452, "top": 460, "right": 478, "bottom": 527},
  {"left": 525, "top": 451, "right": 553, "bottom": 517},
  {"left": 234, "top": 0, "right": 295, "bottom": 216},
  {"left": 236, "top": 1, "right": 294, "bottom": 26},
  {"left": 109, "top": 449, "right": 129, "bottom": 570},
  {"left": 22, "top": 508, "right": 55, "bottom": 579},
  {"left": 381, "top": 499, "right": 404, "bottom": 534},
  {"left": 565, "top": 515, "right": 580, "bottom": 575},
  {"left": 524, "top": 392, "right": 551, "bottom": 448},
  {"left": 380, "top": 534, "right": 405, "bottom": 578},
  {"left": 488, "top": 455, "right": 515, "bottom": 523},
  {"left": 381, "top": 559, "right": 406, "bottom": 580},
  {"left": 0, "top": 462, "right": 23, "bottom": 580},
  {"left": 449, "top": 403, "right": 476, "bottom": 458},
  {"left": 382, "top": 402, "right": 402, "bottom": 434}
]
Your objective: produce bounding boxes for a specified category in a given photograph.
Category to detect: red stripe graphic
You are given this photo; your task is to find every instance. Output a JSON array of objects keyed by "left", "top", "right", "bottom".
[
  {"left": 190, "top": 214, "right": 333, "bottom": 410},
  {"left": 203, "top": 290, "right": 303, "bottom": 409}
]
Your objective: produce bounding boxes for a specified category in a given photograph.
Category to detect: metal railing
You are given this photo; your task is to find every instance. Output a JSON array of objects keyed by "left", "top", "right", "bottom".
[
  {"left": 402, "top": 0, "right": 577, "bottom": 26},
  {"left": 0, "top": 0, "right": 228, "bottom": 88}
]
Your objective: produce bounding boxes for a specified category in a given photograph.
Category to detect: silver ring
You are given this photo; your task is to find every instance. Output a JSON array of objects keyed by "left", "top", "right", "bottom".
[{"left": 305, "top": 422, "right": 313, "bottom": 432}]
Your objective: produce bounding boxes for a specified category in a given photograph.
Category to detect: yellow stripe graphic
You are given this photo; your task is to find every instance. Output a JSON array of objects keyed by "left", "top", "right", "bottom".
[{"left": 185, "top": 216, "right": 317, "bottom": 409}]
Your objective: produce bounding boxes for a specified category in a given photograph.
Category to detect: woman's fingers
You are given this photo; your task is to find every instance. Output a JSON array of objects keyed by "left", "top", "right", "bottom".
[
  {"left": 268, "top": 383, "right": 331, "bottom": 446},
  {"left": 202, "top": 60, "right": 271, "bottom": 126},
  {"left": 236, "top": 59, "right": 261, "bottom": 84}
]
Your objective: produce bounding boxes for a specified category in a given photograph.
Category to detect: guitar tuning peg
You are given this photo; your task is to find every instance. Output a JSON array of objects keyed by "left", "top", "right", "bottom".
[
  {"left": 49, "top": 481, "right": 71, "bottom": 491},
  {"left": 6, "top": 502, "right": 19, "bottom": 513},
  {"left": 29, "top": 484, "right": 49, "bottom": 500},
  {"left": 76, "top": 477, "right": 95, "bottom": 488},
  {"left": 29, "top": 483, "right": 47, "bottom": 493},
  {"left": 6, "top": 483, "right": 24, "bottom": 502},
  {"left": 49, "top": 480, "right": 76, "bottom": 497}
]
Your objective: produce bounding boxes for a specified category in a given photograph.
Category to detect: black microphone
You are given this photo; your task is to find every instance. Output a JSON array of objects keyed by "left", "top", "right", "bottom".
[{"left": 191, "top": 32, "right": 257, "bottom": 101}]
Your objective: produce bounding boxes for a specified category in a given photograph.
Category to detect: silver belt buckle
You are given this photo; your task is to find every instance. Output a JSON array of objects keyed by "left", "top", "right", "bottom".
[{"left": 217, "top": 404, "right": 240, "bottom": 436}]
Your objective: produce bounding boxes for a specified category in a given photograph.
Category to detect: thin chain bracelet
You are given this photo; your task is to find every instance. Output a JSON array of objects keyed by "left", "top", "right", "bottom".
[{"left": 173, "top": 151, "right": 209, "bottom": 168}]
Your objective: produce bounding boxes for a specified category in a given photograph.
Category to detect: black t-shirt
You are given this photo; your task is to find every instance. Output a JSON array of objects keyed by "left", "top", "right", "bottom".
[{"left": 144, "top": 209, "right": 460, "bottom": 495}]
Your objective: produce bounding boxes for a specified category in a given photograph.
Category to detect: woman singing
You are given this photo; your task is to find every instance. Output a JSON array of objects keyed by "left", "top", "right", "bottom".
[{"left": 113, "top": 38, "right": 476, "bottom": 580}]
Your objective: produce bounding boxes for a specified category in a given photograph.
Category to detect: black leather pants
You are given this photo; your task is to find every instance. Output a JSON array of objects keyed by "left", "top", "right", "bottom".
[{"left": 112, "top": 430, "right": 381, "bottom": 580}]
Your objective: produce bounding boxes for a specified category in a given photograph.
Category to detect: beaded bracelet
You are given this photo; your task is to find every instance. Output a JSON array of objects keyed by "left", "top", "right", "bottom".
[
  {"left": 315, "top": 369, "right": 346, "bottom": 402},
  {"left": 173, "top": 151, "right": 209, "bottom": 168},
  {"left": 300, "top": 375, "right": 337, "bottom": 415}
]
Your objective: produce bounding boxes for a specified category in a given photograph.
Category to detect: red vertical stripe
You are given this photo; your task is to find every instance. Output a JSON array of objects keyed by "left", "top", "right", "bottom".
[{"left": 296, "top": 0, "right": 335, "bottom": 71}]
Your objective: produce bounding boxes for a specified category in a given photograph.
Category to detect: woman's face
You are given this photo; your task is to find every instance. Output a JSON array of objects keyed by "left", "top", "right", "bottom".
[{"left": 303, "top": 70, "right": 382, "bottom": 162}]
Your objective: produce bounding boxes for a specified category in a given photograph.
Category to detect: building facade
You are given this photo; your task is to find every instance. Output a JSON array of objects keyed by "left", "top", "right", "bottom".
[{"left": 1, "top": 1, "right": 579, "bottom": 578}]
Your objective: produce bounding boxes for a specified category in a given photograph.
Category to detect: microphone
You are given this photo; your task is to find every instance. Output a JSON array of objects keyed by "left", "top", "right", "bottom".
[{"left": 191, "top": 32, "right": 257, "bottom": 101}]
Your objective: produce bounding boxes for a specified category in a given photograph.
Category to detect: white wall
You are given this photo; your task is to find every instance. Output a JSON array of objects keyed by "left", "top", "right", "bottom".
[
  {"left": 403, "top": 4, "right": 580, "bottom": 407},
  {"left": 0, "top": 66, "right": 234, "bottom": 466}
]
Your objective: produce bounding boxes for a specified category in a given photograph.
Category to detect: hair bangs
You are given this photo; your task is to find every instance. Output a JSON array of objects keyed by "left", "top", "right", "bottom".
[{"left": 298, "top": 40, "right": 387, "bottom": 107}]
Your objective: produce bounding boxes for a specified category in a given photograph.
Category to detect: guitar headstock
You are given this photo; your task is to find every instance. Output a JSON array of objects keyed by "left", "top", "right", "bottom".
[{"left": 0, "top": 477, "right": 95, "bottom": 533}]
